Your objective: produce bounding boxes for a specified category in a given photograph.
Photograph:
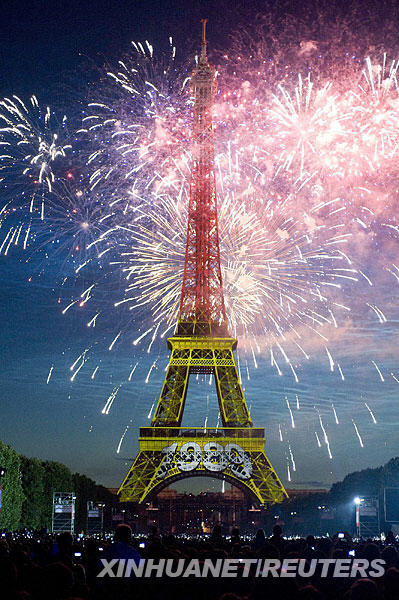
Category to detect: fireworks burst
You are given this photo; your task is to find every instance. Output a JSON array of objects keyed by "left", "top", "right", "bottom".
[{"left": 0, "top": 95, "right": 72, "bottom": 250}]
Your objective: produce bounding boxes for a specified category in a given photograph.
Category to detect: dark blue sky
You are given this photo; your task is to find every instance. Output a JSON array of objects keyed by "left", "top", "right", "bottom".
[{"left": 0, "top": 0, "right": 267, "bottom": 97}]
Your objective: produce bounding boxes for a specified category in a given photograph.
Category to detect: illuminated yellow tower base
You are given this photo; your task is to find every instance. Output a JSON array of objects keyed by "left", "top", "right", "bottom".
[{"left": 118, "top": 334, "right": 288, "bottom": 506}]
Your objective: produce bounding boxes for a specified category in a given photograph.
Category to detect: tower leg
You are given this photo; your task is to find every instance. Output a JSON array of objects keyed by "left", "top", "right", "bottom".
[
  {"left": 214, "top": 348, "right": 252, "bottom": 427},
  {"left": 152, "top": 362, "right": 189, "bottom": 426}
]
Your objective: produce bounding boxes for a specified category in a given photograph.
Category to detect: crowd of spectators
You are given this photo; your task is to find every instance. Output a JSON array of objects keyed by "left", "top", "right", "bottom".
[{"left": 0, "top": 523, "right": 399, "bottom": 599}]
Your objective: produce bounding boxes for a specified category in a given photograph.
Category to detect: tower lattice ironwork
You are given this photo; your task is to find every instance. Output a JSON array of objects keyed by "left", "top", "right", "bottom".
[{"left": 118, "top": 21, "right": 288, "bottom": 506}]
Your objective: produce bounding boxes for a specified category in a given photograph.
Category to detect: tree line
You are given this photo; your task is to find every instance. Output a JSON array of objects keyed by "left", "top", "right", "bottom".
[{"left": 0, "top": 440, "right": 116, "bottom": 531}]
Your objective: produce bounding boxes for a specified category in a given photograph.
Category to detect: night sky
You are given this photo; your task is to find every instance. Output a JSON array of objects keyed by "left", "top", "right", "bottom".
[{"left": 1, "top": 0, "right": 399, "bottom": 493}]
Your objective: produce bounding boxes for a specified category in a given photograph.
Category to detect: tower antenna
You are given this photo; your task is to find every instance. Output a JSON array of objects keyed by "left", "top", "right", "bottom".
[{"left": 200, "top": 18, "right": 208, "bottom": 62}]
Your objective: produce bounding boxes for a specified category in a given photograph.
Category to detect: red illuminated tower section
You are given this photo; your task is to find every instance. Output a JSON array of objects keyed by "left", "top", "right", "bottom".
[
  {"left": 178, "top": 19, "right": 227, "bottom": 336},
  {"left": 118, "top": 22, "right": 287, "bottom": 507}
]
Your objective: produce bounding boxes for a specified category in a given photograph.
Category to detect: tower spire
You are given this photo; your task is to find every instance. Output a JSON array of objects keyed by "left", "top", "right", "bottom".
[{"left": 200, "top": 18, "right": 208, "bottom": 62}]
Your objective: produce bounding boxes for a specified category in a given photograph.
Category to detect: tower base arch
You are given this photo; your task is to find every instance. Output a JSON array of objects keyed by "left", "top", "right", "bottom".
[{"left": 118, "top": 426, "right": 287, "bottom": 507}]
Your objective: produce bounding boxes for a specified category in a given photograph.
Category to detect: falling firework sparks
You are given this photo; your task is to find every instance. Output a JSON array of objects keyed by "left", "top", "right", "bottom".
[
  {"left": 372, "top": 361, "right": 385, "bottom": 382},
  {"left": 46, "top": 365, "right": 54, "bottom": 384},
  {"left": 317, "top": 410, "right": 333, "bottom": 459},
  {"left": 0, "top": 96, "right": 72, "bottom": 250},
  {"left": 147, "top": 402, "right": 155, "bottom": 419},
  {"left": 332, "top": 403, "right": 339, "bottom": 424},
  {"left": 286, "top": 397, "right": 295, "bottom": 429},
  {"left": 128, "top": 362, "right": 139, "bottom": 381},
  {"left": 102, "top": 385, "right": 122, "bottom": 415},
  {"left": 287, "top": 461, "right": 291, "bottom": 482},
  {"left": 365, "top": 402, "right": 377, "bottom": 424},
  {"left": 352, "top": 419, "right": 364, "bottom": 448},
  {"left": 288, "top": 443, "right": 296, "bottom": 472},
  {"left": 116, "top": 422, "right": 131, "bottom": 454}
]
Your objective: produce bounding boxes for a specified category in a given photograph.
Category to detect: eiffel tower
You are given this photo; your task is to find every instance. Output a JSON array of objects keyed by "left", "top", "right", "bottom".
[{"left": 118, "top": 21, "right": 287, "bottom": 507}]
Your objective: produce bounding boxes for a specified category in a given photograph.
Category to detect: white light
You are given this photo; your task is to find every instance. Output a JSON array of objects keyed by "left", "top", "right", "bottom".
[{"left": 354, "top": 496, "right": 361, "bottom": 505}]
